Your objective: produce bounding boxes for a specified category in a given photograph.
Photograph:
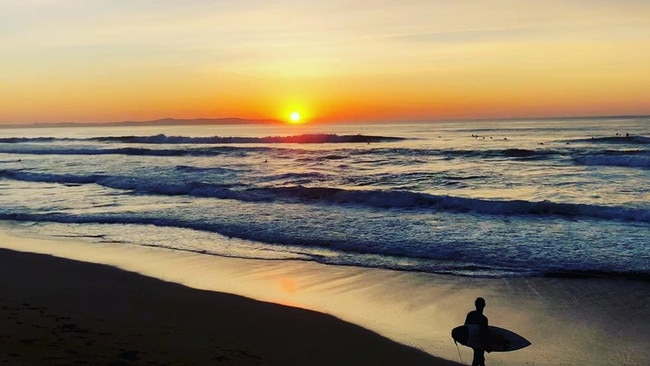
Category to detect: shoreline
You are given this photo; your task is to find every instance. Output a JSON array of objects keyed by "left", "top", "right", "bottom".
[{"left": 1, "top": 227, "right": 648, "bottom": 365}]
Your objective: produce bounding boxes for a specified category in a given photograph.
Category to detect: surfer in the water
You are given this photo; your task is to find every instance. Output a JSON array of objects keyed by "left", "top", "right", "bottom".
[{"left": 465, "top": 297, "right": 489, "bottom": 366}]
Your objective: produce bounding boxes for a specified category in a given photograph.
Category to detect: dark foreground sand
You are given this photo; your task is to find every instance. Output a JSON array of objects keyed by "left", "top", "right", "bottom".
[{"left": 0, "top": 248, "right": 461, "bottom": 366}]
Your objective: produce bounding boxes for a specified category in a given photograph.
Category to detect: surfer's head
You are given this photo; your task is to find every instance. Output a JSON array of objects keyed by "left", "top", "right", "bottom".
[{"left": 475, "top": 297, "right": 486, "bottom": 310}]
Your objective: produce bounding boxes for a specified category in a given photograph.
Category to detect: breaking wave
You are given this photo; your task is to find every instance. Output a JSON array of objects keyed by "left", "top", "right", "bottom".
[
  {"left": 0, "top": 144, "right": 566, "bottom": 163},
  {"left": 568, "top": 135, "right": 650, "bottom": 145},
  {"left": 1, "top": 169, "right": 647, "bottom": 223},
  {"left": 0, "top": 146, "right": 268, "bottom": 157},
  {"left": 573, "top": 150, "right": 650, "bottom": 169},
  {"left": 0, "top": 210, "right": 646, "bottom": 279},
  {"left": 0, "top": 133, "right": 405, "bottom": 144},
  {"left": 3, "top": 146, "right": 645, "bottom": 172}
]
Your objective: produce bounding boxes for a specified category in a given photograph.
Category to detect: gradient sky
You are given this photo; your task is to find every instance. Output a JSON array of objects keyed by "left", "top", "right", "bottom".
[{"left": 1, "top": 0, "right": 649, "bottom": 124}]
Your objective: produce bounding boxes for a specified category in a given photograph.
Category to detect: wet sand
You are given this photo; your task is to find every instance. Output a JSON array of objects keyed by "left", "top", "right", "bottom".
[{"left": 1, "top": 228, "right": 648, "bottom": 365}]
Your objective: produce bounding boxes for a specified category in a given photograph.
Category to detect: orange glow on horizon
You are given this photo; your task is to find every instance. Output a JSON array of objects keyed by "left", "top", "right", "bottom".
[{"left": 0, "top": 2, "right": 648, "bottom": 124}]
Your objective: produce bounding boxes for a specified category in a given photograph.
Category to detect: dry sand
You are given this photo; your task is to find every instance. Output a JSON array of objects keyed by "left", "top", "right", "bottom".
[{"left": 1, "top": 228, "right": 648, "bottom": 365}]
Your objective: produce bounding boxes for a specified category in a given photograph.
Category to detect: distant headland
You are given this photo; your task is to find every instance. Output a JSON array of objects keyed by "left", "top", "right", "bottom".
[
  {"left": 0, "top": 118, "right": 281, "bottom": 129},
  {"left": 1, "top": 115, "right": 648, "bottom": 129}
]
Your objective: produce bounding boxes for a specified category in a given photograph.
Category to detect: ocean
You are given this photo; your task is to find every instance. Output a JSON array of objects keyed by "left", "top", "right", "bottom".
[{"left": 1, "top": 117, "right": 648, "bottom": 280}]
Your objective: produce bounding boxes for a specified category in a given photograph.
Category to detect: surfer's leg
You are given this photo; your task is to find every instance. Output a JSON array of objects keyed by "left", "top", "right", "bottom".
[{"left": 471, "top": 348, "right": 485, "bottom": 366}]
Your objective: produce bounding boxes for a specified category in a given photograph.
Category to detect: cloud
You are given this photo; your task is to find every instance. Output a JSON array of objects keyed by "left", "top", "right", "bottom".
[{"left": 391, "top": 28, "right": 538, "bottom": 44}]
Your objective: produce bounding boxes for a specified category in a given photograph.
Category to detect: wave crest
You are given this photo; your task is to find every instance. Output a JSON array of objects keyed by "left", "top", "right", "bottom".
[
  {"left": 0, "top": 133, "right": 405, "bottom": 144},
  {"left": 568, "top": 135, "right": 650, "bottom": 145},
  {"left": 1, "top": 169, "right": 647, "bottom": 223},
  {"left": 573, "top": 151, "right": 650, "bottom": 169}
]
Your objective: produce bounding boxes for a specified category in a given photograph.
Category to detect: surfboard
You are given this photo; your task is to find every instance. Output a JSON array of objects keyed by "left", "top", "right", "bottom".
[{"left": 451, "top": 324, "right": 531, "bottom": 352}]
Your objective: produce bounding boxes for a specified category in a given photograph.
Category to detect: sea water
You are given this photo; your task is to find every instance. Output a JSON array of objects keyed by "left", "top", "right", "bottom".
[{"left": 0, "top": 117, "right": 648, "bottom": 279}]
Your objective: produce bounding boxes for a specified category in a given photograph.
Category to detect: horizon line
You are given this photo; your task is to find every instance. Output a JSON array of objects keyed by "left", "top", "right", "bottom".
[{"left": 1, "top": 113, "right": 649, "bottom": 129}]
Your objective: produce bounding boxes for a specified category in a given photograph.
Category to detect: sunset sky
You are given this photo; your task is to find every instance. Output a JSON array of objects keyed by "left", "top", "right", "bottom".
[{"left": 1, "top": 0, "right": 649, "bottom": 124}]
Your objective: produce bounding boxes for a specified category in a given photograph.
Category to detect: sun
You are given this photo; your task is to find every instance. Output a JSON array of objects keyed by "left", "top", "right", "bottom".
[
  {"left": 290, "top": 111, "right": 301, "bottom": 123},
  {"left": 280, "top": 104, "right": 310, "bottom": 124}
]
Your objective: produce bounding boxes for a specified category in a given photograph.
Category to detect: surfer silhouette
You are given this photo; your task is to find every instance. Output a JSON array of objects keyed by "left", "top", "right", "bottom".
[{"left": 465, "top": 297, "right": 489, "bottom": 366}]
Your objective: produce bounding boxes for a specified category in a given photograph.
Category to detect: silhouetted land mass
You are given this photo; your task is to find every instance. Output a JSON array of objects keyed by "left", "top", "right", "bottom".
[
  {"left": 0, "top": 118, "right": 279, "bottom": 129},
  {"left": 1, "top": 114, "right": 648, "bottom": 129}
]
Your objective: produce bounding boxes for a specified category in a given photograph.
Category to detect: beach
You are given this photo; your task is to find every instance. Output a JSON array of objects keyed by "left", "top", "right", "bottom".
[
  {"left": 0, "top": 233, "right": 455, "bottom": 366},
  {"left": 1, "top": 229, "right": 648, "bottom": 365}
]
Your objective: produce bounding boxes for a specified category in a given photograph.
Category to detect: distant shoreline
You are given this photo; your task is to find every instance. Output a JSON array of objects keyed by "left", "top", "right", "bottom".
[
  {"left": 0, "top": 117, "right": 280, "bottom": 129},
  {"left": 1, "top": 114, "right": 648, "bottom": 129}
]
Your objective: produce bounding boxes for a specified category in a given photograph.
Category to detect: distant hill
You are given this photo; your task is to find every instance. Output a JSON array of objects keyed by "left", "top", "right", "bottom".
[{"left": 1, "top": 118, "right": 281, "bottom": 129}]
